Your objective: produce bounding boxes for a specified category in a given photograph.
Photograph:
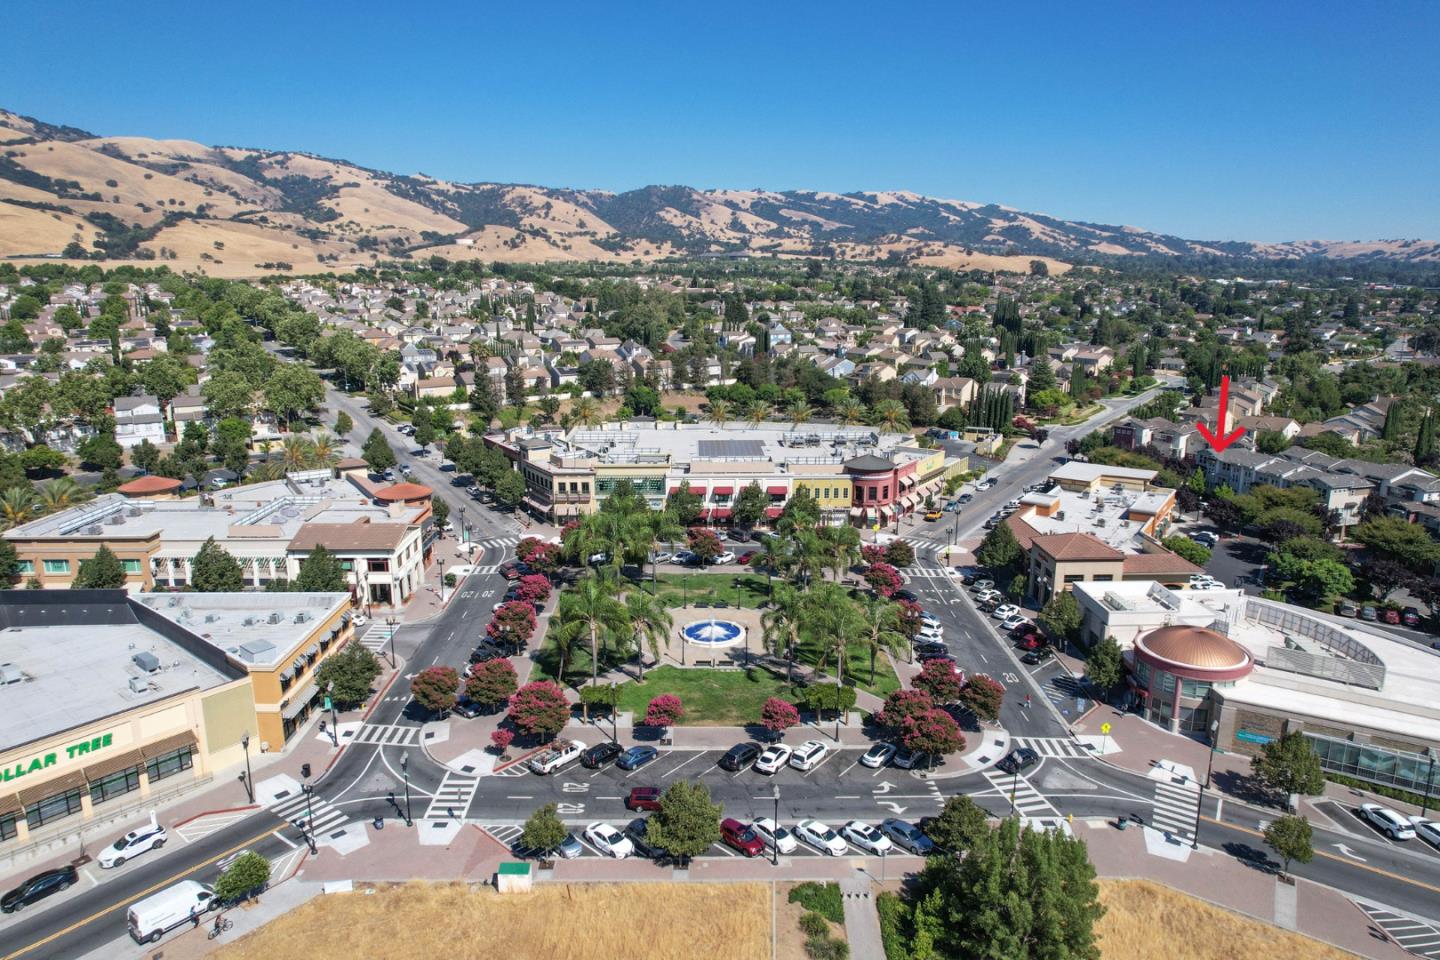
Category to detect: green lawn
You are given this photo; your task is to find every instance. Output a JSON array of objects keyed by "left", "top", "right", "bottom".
[
  {"left": 651, "top": 573, "right": 772, "bottom": 609},
  {"left": 613, "top": 665, "right": 802, "bottom": 725}
]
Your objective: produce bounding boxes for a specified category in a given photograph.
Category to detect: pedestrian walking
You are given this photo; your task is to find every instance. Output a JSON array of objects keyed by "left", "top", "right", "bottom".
[{"left": 1024, "top": 693, "right": 1032, "bottom": 709}]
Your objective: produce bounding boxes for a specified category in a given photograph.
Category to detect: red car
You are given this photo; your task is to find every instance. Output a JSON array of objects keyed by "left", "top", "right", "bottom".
[
  {"left": 720, "top": 818, "right": 765, "bottom": 857},
  {"left": 625, "top": 787, "right": 662, "bottom": 812},
  {"left": 1381, "top": 608, "right": 1401, "bottom": 625},
  {"left": 737, "top": 553, "right": 753, "bottom": 565},
  {"left": 1015, "top": 633, "right": 1045, "bottom": 651}
]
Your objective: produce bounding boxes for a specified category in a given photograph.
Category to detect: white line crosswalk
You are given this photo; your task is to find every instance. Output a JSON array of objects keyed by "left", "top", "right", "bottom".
[
  {"left": 1013, "top": 737, "right": 1096, "bottom": 760},
  {"left": 357, "top": 627, "right": 393, "bottom": 653},
  {"left": 983, "top": 769, "right": 1060, "bottom": 820},
  {"left": 1149, "top": 779, "right": 1200, "bottom": 843},
  {"left": 472, "top": 565, "right": 500, "bottom": 574},
  {"left": 423, "top": 770, "right": 481, "bottom": 821},
  {"left": 471, "top": 536, "right": 519, "bottom": 551},
  {"left": 1356, "top": 901, "right": 1440, "bottom": 959},
  {"left": 349, "top": 723, "right": 421, "bottom": 746},
  {"left": 269, "top": 788, "right": 349, "bottom": 840}
]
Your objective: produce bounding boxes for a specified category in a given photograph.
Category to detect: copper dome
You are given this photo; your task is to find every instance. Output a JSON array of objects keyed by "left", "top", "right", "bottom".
[{"left": 1136, "top": 625, "right": 1250, "bottom": 671}]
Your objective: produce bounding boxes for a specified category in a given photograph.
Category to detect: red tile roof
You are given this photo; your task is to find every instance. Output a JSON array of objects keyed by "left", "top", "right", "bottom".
[
  {"left": 1031, "top": 532, "right": 1124, "bottom": 562},
  {"left": 117, "top": 475, "right": 182, "bottom": 496},
  {"left": 373, "top": 482, "right": 433, "bottom": 502},
  {"left": 1121, "top": 552, "right": 1203, "bottom": 576}
]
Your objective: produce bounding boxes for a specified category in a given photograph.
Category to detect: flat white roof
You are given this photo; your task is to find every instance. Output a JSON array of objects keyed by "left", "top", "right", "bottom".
[{"left": 1049, "top": 461, "right": 1158, "bottom": 484}]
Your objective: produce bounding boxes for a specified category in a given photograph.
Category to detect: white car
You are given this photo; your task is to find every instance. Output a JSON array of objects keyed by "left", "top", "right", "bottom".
[
  {"left": 976, "top": 480, "right": 995, "bottom": 491},
  {"left": 970, "top": 580, "right": 995, "bottom": 593},
  {"left": 713, "top": 551, "right": 737, "bottom": 565},
  {"left": 588, "top": 551, "right": 610, "bottom": 565},
  {"left": 1359, "top": 803, "right": 1416, "bottom": 840},
  {"left": 651, "top": 551, "right": 674, "bottom": 564},
  {"left": 918, "top": 612, "right": 941, "bottom": 628},
  {"left": 999, "top": 614, "right": 1028, "bottom": 632},
  {"left": 351, "top": 614, "right": 368, "bottom": 627},
  {"left": 860, "top": 742, "right": 897, "bottom": 768},
  {"left": 841, "top": 820, "right": 894, "bottom": 856},
  {"left": 992, "top": 604, "right": 1020, "bottom": 621},
  {"left": 975, "top": 589, "right": 1002, "bottom": 605},
  {"left": 755, "top": 744, "right": 792, "bottom": 774},
  {"left": 916, "top": 623, "right": 944, "bottom": 642},
  {"left": 795, "top": 819, "right": 848, "bottom": 856},
  {"left": 98, "top": 823, "right": 168, "bottom": 869},
  {"left": 788, "top": 740, "right": 829, "bottom": 772},
  {"left": 751, "top": 816, "right": 798, "bottom": 855},
  {"left": 1410, "top": 817, "right": 1440, "bottom": 849},
  {"left": 584, "top": 822, "right": 634, "bottom": 858}
]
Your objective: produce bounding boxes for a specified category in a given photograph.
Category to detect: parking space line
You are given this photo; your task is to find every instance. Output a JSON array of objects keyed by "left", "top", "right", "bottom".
[
  {"left": 661, "top": 753, "right": 703, "bottom": 778},
  {"left": 802, "top": 752, "right": 839, "bottom": 777},
  {"left": 838, "top": 760, "right": 859, "bottom": 778}
]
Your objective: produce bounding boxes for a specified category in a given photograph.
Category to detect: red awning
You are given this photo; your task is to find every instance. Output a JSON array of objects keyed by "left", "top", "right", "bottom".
[
  {"left": 690, "top": 488, "right": 707, "bottom": 496},
  {"left": 712, "top": 486, "right": 734, "bottom": 496},
  {"left": 697, "top": 509, "right": 713, "bottom": 521},
  {"left": 712, "top": 508, "right": 733, "bottom": 519},
  {"left": 669, "top": 486, "right": 681, "bottom": 494},
  {"left": 766, "top": 507, "right": 783, "bottom": 519},
  {"left": 766, "top": 486, "right": 788, "bottom": 496}
]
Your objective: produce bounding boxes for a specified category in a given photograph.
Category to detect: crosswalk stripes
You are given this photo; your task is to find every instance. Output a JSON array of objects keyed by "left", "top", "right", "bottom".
[
  {"left": 349, "top": 723, "right": 420, "bottom": 746},
  {"left": 270, "top": 789, "right": 349, "bottom": 840},
  {"left": 982, "top": 769, "right": 1060, "bottom": 819},
  {"left": 473, "top": 565, "right": 500, "bottom": 575},
  {"left": 174, "top": 811, "right": 251, "bottom": 843},
  {"left": 483, "top": 823, "right": 525, "bottom": 851},
  {"left": 1013, "top": 736, "right": 1095, "bottom": 760},
  {"left": 493, "top": 760, "right": 530, "bottom": 778},
  {"left": 357, "top": 627, "right": 393, "bottom": 653},
  {"left": 423, "top": 770, "right": 481, "bottom": 821},
  {"left": 471, "top": 536, "right": 519, "bottom": 551},
  {"left": 1356, "top": 901, "right": 1440, "bottom": 959},
  {"left": 1149, "top": 779, "right": 1200, "bottom": 843}
]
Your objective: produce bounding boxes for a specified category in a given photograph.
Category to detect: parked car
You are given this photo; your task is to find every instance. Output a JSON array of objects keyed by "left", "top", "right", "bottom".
[
  {"left": 2, "top": 866, "right": 78, "bottom": 914},
  {"left": 894, "top": 589, "right": 920, "bottom": 603},
  {"left": 788, "top": 740, "right": 829, "bottom": 771},
  {"left": 996, "top": 748, "right": 1040, "bottom": 776},
  {"left": 1021, "top": 648, "right": 1054, "bottom": 665},
  {"left": 1338, "top": 599, "right": 1359, "bottom": 618},
  {"left": 1403, "top": 607, "right": 1423, "bottom": 628},
  {"left": 974, "top": 589, "right": 1002, "bottom": 605},
  {"left": 651, "top": 551, "right": 675, "bottom": 564},
  {"left": 556, "top": 833, "right": 584, "bottom": 859},
  {"left": 673, "top": 550, "right": 698, "bottom": 565},
  {"left": 588, "top": 551, "right": 610, "bottom": 566},
  {"left": 841, "top": 820, "right": 893, "bottom": 855},
  {"left": 1382, "top": 608, "right": 1402, "bottom": 625},
  {"left": 718, "top": 742, "right": 761, "bottom": 772},
  {"left": 957, "top": 493, "right": 974, "bottom": 504},
  {"left": 999, "top": 613, "right": 1029, "bottom": 632},
  {"left": 616, "top": 746, "right": 659, "bottom": 771},
  {"left": 126, "top": 880, "right": 217, "bottom": 944},
  {"left": 795, "top": 819, "right": 848, "bottom": 856},
  {"left": 1009, "top": 620, "right": 1038, "bottom": 638},
  {"left": 916, "top": 623, "right": 945, "bottom": 642},
  {"left": 755, "top": 744, "right": 792, "bottom": 774},
  {"left": 452, "top": 698, "right": 484, "bottom": 719},
  {"left": 891, "top": 746, "right": 921, "bottom": 770},
  {"left": 970, "top": 579, "right": 995, "bottom": 593},
  {"left": 1359, "top": 803, "right": 1416, "bottom": 840},
  {"left": 914, "top": 641, "right": 949, "bottom": 659},
  {"left": 1015, "top": 633, "right": 1046, "bottom": 651},
  {"left": 861, "top": 742, "right": 898, "bottom": 768},
  {"left": 918, "top": 611, "right": 941, "bottom": 628},
  {"left": 880, "top": 818, "right": 934, "bottom": 855},
  {"left": 924, "top": 510, "right": 943, "bottom": 522},
  {"left": 713, "top": 550, "right": 737, "bottom": 565},
  {"left": 581, "top": 741, "right": 624, "bottom": 769},
  {"left": 1360, "top": 605, "right": 1378, "bottom": 622},
  {"left": 625, "top": 787, "right": 662, "bottom": 812},
  {"left": 584, "top": 822, "right": 634, "bottom": 858},
  {"left": 529, "top": 739, "right": 584, "bottom": 775},
  {"left": 499, "top": 560, "right": 530, "bottom": 580},
  {"left": 721, "top": 818, "right": 766, "bottom": 857},
  {"left": 1193, "top": 531, "right": 1219, "bottom": 547},
  {"left": 624, "top": 818, "right": 669, "bottom": 861},
  {"left": 751, "top": 816, "right": 798, "bottom": 854},
  {"left": 992, "top": 604, "right": 1021, "bottom": 621}
]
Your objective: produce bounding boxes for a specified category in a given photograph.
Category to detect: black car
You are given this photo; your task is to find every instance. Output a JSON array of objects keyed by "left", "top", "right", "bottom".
[
  {"left": 1, "top": 866, "right": 78, "bottom": 913},
  {"left": 914, "top": 642, "right": 949, "bottom": 659},
  {"left": 996, "top": 747, "right": 1040, "bottom": 776},
  {"left": 727, "top": 529, "right": 750, "bottom": 543},
  {"left": 625, "top": 818, "right": 670, "bottom": 862},
  {"left": 718, "top": 742, "right": 761, "bottom": 771},
  {"left": 1021, "top": 648, "right": 1053, "bottom": 665},
  {"left": 452, "top": 698, "right": 484, "bottom": 719},
  {"left": 581, "top": 741, "right": 624, "bottom": 769},
  {"left": 894, "top": 589, "right": 919, "bottom": 603},
  {"left": 470, "top": 643, "right": 505, "bottom": 663},
  {"left": 960, "top": 572, "right": 979, "bottom": 585}
]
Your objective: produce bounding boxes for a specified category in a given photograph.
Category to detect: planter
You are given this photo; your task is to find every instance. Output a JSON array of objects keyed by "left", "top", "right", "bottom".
[{"left": 538, "top": 859, "right": 555, "bottom": 871}]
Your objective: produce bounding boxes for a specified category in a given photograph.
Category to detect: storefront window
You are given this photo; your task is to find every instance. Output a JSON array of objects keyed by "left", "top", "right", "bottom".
[
  {"left": 145, "top": 746, "right": 194, "bottom": 784},
  {"left": 25, "top": 787, "right": 82, "bottom": 829},
  {"left": 122, "top": 560, "right": 142, "bottom": 575},
  {"left": 0, "top": 812, "right": 16, "bottom": 842},
  {"left": 90, "top": 766, "right": 141, "bottom": 804},
  {"left": 1181, "top": 680, "right": 1212, "bottom": 698},
  {"left": 15, "top": 560, "right": 33, "bottom": 575},
  {"left": 43, "top": 559, "right": 70, "bottom": 575}
]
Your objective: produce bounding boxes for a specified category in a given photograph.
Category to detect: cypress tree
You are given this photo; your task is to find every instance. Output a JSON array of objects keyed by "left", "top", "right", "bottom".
[{"left": 1382, "top": 401, "right": 1402, "bottom": 442}]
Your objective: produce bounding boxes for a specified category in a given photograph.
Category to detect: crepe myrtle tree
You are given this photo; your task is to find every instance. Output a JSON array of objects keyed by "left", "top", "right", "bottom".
[
  {"left": 895, "top": 598, "right": 922, "bottom": 641},
  {"left": 489, "top": 728, "right": 514, "bottom": 758},
  {"left": 514, "top": 574, "right": 552, "bottom": 605},
  {"left": 465, "top": 657, "right": 519, "bottom": 709},
  {"left": 687, "top": 527, "right": 723, "bottom": 566},
  {"left": 884, "top": 539, "right": 915, "bottom": 568},
  {"left": 488, "top": 601, "right": 537, "bottom": 655},
  {"left": 759, "top": 697, "right": 801, "bottom": 740},
  {"left": 900, "top": 708, "right": 966, "bottom": 766},
  {"left": 644, "top": 694, "right": 685, "bottom": 728},
  {"left": 410, "top": 666, "right": 459, "bottom": 716},
  {"left": 507, "top": 681, "right": 572, "bottom": 741},
  {"left": 864, "top": 561, "right": 903, "bottom": 598},
  {"left": 861, "top": 544, "right": 887, "bottom": 566},
  {"left": 959, "top": 673, "right": 1006, "bottom": 723},
  {"left": 913, "top": 657, "right": 965, "bottom": 702},
  {"left": 875, "top": 689, "right": 936, "bottom": 735}
]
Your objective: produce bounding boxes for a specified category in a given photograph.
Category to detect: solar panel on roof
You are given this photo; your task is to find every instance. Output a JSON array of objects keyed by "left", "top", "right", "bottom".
[{"left": 697, "top": 440, "right": 765, "bottom": 459}]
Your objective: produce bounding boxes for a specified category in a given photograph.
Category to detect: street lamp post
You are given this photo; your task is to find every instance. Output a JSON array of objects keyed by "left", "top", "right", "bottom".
[
  {"left": 326, "top": 682, "right": 339, "bottom": 747},
  {"left": 459, "top": 508, "right": 468, "bottom": 546},
  {"left": 386, "top": 616, "right": 398, "bottom": 669},
  {"left": 401, "top": 752, "right": 412, "bottom": 827},
  {"left": 771, "top": 784, "right": 781, "bottom": 866},
  {"left": 240, "top": 731, "right": 254, "bottom": 804},
  {"left": 438, "top": 558, "right": 446, "bottom": 603},
  {"left": 1423, "top": 752, "right": 1436, "bottom": 818},
  {"left": 1010, "top": 764, "right": 1019, "bottom": 815},
  {"left": 301, "top": 784, "right": 318, "bottom": 854},
  {"left": 1194, "top": 720, "right": 1221, "bottom": 850}
]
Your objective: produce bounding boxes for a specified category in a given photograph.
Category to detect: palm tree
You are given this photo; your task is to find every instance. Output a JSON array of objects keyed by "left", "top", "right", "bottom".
[
  {"left": 835, "top": 398, "right": 867, "bottom": 425},
  {"left": 817, "top": 524, "right": 861, "bottom": 583},
  {"left": 0, "top": 486, "right": 37, "bottom": 529},
  {"left": 707, "top": 398, "right": 732, "bottom": 429},
  {"left": 762, "top": 584, "right": 806, "bottom": 686},
  {"left": 791, "top": 529, "right": 828, "bottom": 591},
  {"left": 745, "top": 399, "right": 772, "bottom": 430},
  {"left": 857, "top": 596, "right": 907, "bottom": 684},
  {"left": 871, "top": 398, "right": 911, "bottom": 433},
  {"left": 785, "top": 398, "right": 813, "bottom": 431},
  {"left": 809, "top": 583, "right": 861, "bottom": 688},
  {"left": 36, "top": 477, "right": 85, "bottom": 513},
  {"left": 308, "top": 433, "right": 341, "bottom": 467},
  {"left": 757, "top": 534, "right": 792, "bottom": 600},
  {"left": 281, "top": 435, "right": 313, "bottom": 471},
  {"left": 637, "top": 509, "right": 685, "bottom": 594},
  {"left": 571, "top": 397, "right": 601, "bottom": 428},
  {"left": 626, "top": 590, "right": 673, "bottom": 679},
  {"left": 555, "top": 571, "right": 628, "bottom": 685}
]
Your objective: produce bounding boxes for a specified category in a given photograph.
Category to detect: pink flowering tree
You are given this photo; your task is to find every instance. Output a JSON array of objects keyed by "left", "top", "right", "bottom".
[
  {"left": 515, "top": 574, "right": 552, "bottom": 605},
  {"left": 913, "top": 658, "right": 965, "bottom": 703},
  {"left": 644, "top": 694, "right": 685, "bottom": 728},
  {"left": 489, "top": 728, "right": 514, "bottom": 758},
  {"left": 759, "top": 697, "right": 801, "bottom": 740},
  {"left": 864, "top": 561, "right": 902, "bottom": 598}
]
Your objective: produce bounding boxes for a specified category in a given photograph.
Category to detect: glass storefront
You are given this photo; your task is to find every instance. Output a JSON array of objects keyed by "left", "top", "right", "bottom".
[
  {"left": 0, "top": 812, "right": 17, "bottom": 842},
  {"left": 145, "top": 746, "right": 194, "bottom": 784},
  {"left": 89, "top": 766, "right": 142, "bottom": 805},
  {"left": 1307, "top": 733, "right": 1440, "bottom": 796},
  {"left": 25, "top": 787, "right": 83, "bottom": 829}
]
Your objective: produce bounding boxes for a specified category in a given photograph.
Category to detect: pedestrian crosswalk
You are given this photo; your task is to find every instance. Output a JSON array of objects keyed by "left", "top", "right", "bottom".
[
  {"left": 269, "top": 788, "right": 349, "bottom": 841},
  {"left": 1149, "top": 779, "right": 1200, "bottom": 843},
  {"left": 1013, "top": 736, "right": 1096, "bottom": 760},
  {"left": 357, "top": 625, "right": 394, "bottom": 653},
  {"left": 1355, "top": 901, "right": 1440, "bottom": 959},
  {"left": 983, "top": 769, "right": 1060, "bottom": 820},
  {"left": 472, "top": 564, "right": 500, "bottom": 575},
  {"left": 422, "top": 770, "right": 481, "bottom": 821},
  {"left": 349, "top": 723, "right": 421, "bottom": 746},
  {"left": 470, "top": 536, "right": 518, "bottom": 551}
]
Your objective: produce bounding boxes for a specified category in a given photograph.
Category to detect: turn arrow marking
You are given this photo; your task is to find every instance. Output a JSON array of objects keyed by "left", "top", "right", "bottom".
[
  {"left": 873, "top": 781, "right": 896, "bottom": 795},
  {"left": 1332, "top": 843, "right": 1367, "bottom": 862},
  {"left": 877, "top": 801, "right": 908, "bottom": 815}
]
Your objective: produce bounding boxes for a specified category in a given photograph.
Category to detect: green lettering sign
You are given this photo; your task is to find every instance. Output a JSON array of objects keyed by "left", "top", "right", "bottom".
[{"left": 2, "top": 732, "right": 113, "bottom": 783}]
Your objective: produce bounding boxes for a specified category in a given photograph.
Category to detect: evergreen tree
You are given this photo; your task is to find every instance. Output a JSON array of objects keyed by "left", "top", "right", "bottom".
[
  {"left": 1029, "top": 353, "right": 1057, "bottom": 393},
  {"left": 75, "top": 545, "right": 127, "bottom": 589},
  {"left": 190, "top": 537, "right": 244, "bottom": 592},
  {"left": 361, "top": 429, "right": 396, "bottom": 473},
  {"left": 1382, "top": 401, "right": 1403, "bottom": 442},
  {"left": 505, "top": 364, "right": 527, "bottom": 409},
  {"left": 724, "top": 294, "right": 749, "bottom": 332},
  {"left": 1086, "top": 635, "right": 1124, "bottom": 694},
  {"left": 1414, "top": 409, "right": 1436, "bottom": 465},
  {"left": 1251, "top": 730, "right": 1326, "bottom": 802},
  {"left": 976, "top": 519, "right": 1023, "bottom": 572},
  {"left": 294, "top": 546, "right": 349, "bottom": 591}
]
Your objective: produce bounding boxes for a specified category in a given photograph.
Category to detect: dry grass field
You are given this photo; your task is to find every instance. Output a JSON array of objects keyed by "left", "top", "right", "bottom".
[
  {"left": 216, "top": 882, "right": 772, "bottom": 960},
  {"left": 1096, "top": 880, "right": 1359, "bottom": 960}
]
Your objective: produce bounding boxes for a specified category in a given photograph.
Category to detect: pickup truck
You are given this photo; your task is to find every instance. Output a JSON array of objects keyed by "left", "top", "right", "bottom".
[{"left": 528, "top": 739, "right": 583, "bottom": 775}]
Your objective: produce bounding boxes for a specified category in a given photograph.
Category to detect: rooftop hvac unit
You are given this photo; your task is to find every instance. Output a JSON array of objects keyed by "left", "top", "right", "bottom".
[
  {"left": 128, "top": 676, "right": 149, "bottom": 694},
  {"left": 127, "top": 507, "right": 142, "bottom": 517},
  {"left": 294, "top": 611, "right": 309, "bottom": 624},
  {"left": 242, "top": 616, "right": 256, "bottom": 626},
  {"left": 132, "top": 651, "right": 161, "bottom": 673},
  {"left": 268, "top": 612, "right": 284, "bottom": 624},
  {"left": 168, "top": 596, "right": 181, "bottom": 607},
  {"left": 205, "top": 613, "right": 218, "bottom": 623},
  {"left": 85, "top": 525, "right": 103, "bottom": 535},
  {"left": 0, "top": 663, "right": 23, "bottom": 685}
]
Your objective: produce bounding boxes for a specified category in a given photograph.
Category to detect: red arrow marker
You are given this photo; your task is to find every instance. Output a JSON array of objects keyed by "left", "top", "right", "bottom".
[{"left": 1197, "top": 375, "right": 1246, "bottom": 453}]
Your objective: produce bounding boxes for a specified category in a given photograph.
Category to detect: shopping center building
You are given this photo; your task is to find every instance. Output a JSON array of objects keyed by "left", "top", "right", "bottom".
[
  {"left": 0, "top": 588, "right": 352, "bottom": 850},
  {"left": 1073, "top": 580, "right": 1440, "bottom": 797}
]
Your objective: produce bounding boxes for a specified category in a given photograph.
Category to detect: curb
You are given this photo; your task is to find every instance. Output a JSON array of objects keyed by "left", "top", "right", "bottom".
[
  {"left": 315, "top": 653, "right": 407, "bottom": 782},
  {"left": 172, "top": 804, "right": 260, "bottom": 829},
  {"left": 493, "top": 745, "right": 549, "bottom": 774}
]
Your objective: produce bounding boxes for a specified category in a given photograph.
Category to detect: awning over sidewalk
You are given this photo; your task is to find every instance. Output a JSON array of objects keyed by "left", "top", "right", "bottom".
[
  {"left": 282, "top": 682, "right": 320, "bottom": 720},
  {"left": 711, "top": 486, "right": 733, "bottom": 496},
  {"left": 766, "top": 486, "right": 788, "bottom": 496},
  {"left": 711, "top": 508, "right": 733, "bottom": 520},
  {"left": 766, "top": 507, "right": 783, "bottom": 519}
]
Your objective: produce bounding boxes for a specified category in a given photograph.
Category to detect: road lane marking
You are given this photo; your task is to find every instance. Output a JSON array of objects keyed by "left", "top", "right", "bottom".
[
  {"left": 1, "top": 822, "right": 282, "bottom": 960},
  {"left": 271, "top": 830, "right": 298, "bottom": 849},
  {"left": 1204, "top": 817, "right": 1440, "bottom": 896}
]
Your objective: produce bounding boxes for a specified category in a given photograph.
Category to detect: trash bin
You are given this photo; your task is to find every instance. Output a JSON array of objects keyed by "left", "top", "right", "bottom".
[
  {"left": 1116, "top": 817, "right": 1129, "bottom": 831},
  {"left": 373, "top": 817, "right": 384, "bottom": 830},
  {"left": 301, "top": 762, "right": 312, "bottom": 779}
]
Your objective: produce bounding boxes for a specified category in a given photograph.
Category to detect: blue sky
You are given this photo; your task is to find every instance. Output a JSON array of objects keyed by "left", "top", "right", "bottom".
[{"left": 5, "top": 0, "right": 1437, "bottom": 242}]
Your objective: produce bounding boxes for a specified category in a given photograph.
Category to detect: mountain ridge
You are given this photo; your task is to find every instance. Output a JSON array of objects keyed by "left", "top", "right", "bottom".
[{"left": 1, "top": 108, "right": 1436, "bottom": 278}]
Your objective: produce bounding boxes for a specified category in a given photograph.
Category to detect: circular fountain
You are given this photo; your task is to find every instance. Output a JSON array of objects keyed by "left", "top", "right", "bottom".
[{"left": 681, "top": 618, "right": 746, "bottom": 649}]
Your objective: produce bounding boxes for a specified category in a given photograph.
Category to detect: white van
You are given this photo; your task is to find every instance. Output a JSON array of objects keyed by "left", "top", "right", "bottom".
[{"left": 127, "top": 880, "right": 217, "bottom": 944}]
